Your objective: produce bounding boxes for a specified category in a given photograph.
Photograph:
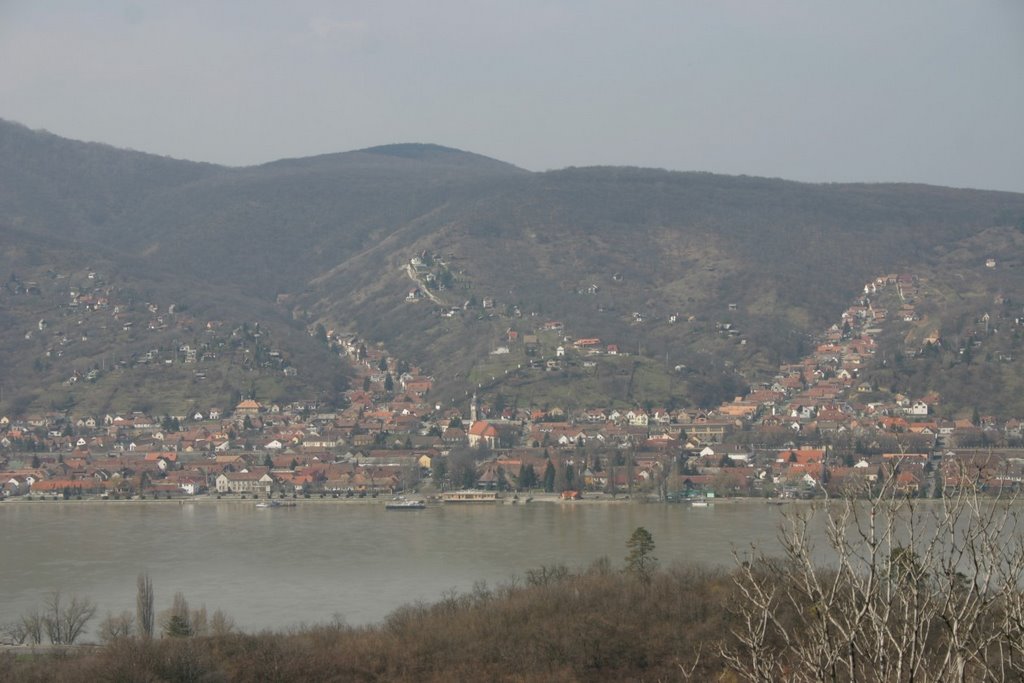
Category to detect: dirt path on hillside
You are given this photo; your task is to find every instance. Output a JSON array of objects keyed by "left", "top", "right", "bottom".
[{"left": 404, "top": 264, "right": 445, "bottom": 305}]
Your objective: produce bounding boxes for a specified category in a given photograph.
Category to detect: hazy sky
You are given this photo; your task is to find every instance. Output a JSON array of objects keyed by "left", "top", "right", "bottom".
[{"left": 2, "top": 1, "right": 1022, "bottom": 191}]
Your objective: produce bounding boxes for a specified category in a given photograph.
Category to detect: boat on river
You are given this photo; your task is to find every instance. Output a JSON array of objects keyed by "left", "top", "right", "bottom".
[
  {"left": 440, "top": 490, "right": 501, "bottom": 503},
  {"left": 385, "top": 499, "right": 427, "bottom": 510},
  {"left": 256, "top": 500, "right": 297, "bottom": 509}
]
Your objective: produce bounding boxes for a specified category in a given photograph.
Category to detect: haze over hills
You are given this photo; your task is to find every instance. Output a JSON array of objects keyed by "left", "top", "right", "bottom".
[{"left": 3, "top": 117, "right": 1024, "bottom": 418}]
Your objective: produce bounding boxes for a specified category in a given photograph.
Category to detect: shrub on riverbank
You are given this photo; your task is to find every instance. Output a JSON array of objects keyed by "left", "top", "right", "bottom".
[
  {"left": 0, "top": 562, "right": 738, "bottom": 682},
  {"left": 6, "top": 546, "right": 1024, "bottom": 681}
]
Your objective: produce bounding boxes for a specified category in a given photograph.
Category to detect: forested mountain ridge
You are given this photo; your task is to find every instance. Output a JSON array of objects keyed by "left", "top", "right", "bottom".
[{"left": 3, "top": 117, "right": 1024, "bottom": 417}]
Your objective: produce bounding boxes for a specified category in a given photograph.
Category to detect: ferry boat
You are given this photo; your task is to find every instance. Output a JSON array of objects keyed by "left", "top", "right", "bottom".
[{"left": 440, "top": 490, "right": 500, "bottom": 504}]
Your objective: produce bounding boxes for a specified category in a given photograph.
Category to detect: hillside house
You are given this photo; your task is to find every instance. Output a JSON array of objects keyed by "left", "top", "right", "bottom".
[
  {"left": 626, "top": 410, "right": 649, "bottom": 427},
  {"left": 906, "top": 400, "right": 929, "bottom": 416},
  {"left": 235, "top": 400, "right": 263, "bottom": 416}
]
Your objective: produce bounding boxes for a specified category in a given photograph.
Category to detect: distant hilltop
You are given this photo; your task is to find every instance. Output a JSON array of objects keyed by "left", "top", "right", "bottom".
[{"left": 2, "top": 116, "right": 1024, "bottom": 417}]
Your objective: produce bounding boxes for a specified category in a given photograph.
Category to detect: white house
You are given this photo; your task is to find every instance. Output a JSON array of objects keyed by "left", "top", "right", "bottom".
[
  {"left": 215, "top": 471, "right": 275, "bottom": 494},
  {"left": 906, "top": 401, "right": 929, "bottom": 416},
  {"left": 626, "top": 410, "right": 649, "bottom": 427}
]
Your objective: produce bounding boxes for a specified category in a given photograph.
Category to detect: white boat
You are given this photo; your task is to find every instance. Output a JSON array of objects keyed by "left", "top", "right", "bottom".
[
  {"left": 385, "top": 499, "right": 426, "bottom": 510},
  {"left": 256, "top": 500, "right": 296, "bottom": 509},
  {"left": 440, "top": 490, "right": 500, "bottom": 503}
]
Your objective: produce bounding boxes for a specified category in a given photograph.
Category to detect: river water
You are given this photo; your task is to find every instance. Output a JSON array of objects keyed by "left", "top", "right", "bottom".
[{"left": 1, "top": 499, "right": 794, "bottom": 636}]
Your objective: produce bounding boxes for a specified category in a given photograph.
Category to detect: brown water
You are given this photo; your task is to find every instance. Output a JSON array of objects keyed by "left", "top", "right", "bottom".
[{"left": 1, "top": 500, "right": 791, "bottom": 637}]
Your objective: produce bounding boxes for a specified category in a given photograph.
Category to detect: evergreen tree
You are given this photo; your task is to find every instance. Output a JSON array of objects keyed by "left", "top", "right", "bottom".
[
  {"left": 625, "top": 527, "right": 658, "bottom": 585},
  {"left": 432, "top": 457, "right": 448, "bottom": 486},
  {"left": 543, "top": 460, "right": 556, "bottom": 492},
  {"left": 164, "top": 592, "right": 193, "bottom": 638},
  {"left": 518, "top": 462, "right": 537, "bottom": 490}
]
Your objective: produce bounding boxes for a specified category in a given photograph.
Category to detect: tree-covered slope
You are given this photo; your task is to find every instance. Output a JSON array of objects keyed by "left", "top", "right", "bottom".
[{"left": 3, "top": 117, "right": 1024, "bottom": 415}]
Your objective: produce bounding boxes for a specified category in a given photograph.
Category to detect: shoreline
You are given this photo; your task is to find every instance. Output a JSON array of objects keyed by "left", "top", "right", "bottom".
[{"left": 1, "top": 492, "right": 779, "bottom": 506}]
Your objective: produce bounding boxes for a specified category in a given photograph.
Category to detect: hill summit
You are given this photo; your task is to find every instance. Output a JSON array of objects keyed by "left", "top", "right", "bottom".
[{"left": 3, "top": 117, "right": 1024, "bottom": 418}]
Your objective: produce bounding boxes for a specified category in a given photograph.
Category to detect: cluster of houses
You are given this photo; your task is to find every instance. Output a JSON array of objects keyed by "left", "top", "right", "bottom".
[
  {"left": 4, "top": 271, "right": 1024, "bottom": 502},
  {"left": 711, "top": 273, "right": 1019, "bottom": 452},
  {"left": 17, "top": 266, "right": 299, "bottom": 393},
  {"left": 4, "top": 393, "right": 1022, "bottom": 502}
]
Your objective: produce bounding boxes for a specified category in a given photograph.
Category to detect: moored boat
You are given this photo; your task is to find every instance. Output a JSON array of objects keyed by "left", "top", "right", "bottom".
[
  {"left": 385, "top": 499, "right": 427, "bottom": 510},
  {"left": 440, "top": 490, "right": 500, "bottom": 504}
]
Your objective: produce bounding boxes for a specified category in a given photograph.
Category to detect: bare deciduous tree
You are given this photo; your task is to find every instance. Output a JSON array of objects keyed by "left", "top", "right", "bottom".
[
  {"left": 136, "top": 572, "right": 154, "bottom": 638},
  {"left": 21, "top": 610, "right": 44, "bottom": 645},
  {"left": 41, "top": 591, "right": 96, "bottom": 645},
  {"left": 98, "top": 610, "right": 135, "bottom": 643},
  {"left": 209, "top": 608, "right": 236, "bottom": 636},
  {"left": 725, "top": 462, "right": 1024, "bottom": 682},
  {"left": 1, "top": 610, "right": 43, "bottom": 645},
  {"left": 190, "top": 604, "right": 208, "bottom": 637}
]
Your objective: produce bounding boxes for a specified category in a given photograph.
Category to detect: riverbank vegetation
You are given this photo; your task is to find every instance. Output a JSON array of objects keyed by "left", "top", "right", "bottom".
[{"left": 3, "top": 558, "right": 731, "bottom": 682}]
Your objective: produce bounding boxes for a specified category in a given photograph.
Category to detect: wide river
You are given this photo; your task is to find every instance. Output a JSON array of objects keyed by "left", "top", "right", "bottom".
[{"left": 2, "top": 499, "right": 797, "bottom": 636}]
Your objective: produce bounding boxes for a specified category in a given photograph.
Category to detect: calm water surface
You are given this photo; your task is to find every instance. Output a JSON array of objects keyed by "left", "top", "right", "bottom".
[{"left": 1, "top": 500, "right": 794, "bottom": 636}]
